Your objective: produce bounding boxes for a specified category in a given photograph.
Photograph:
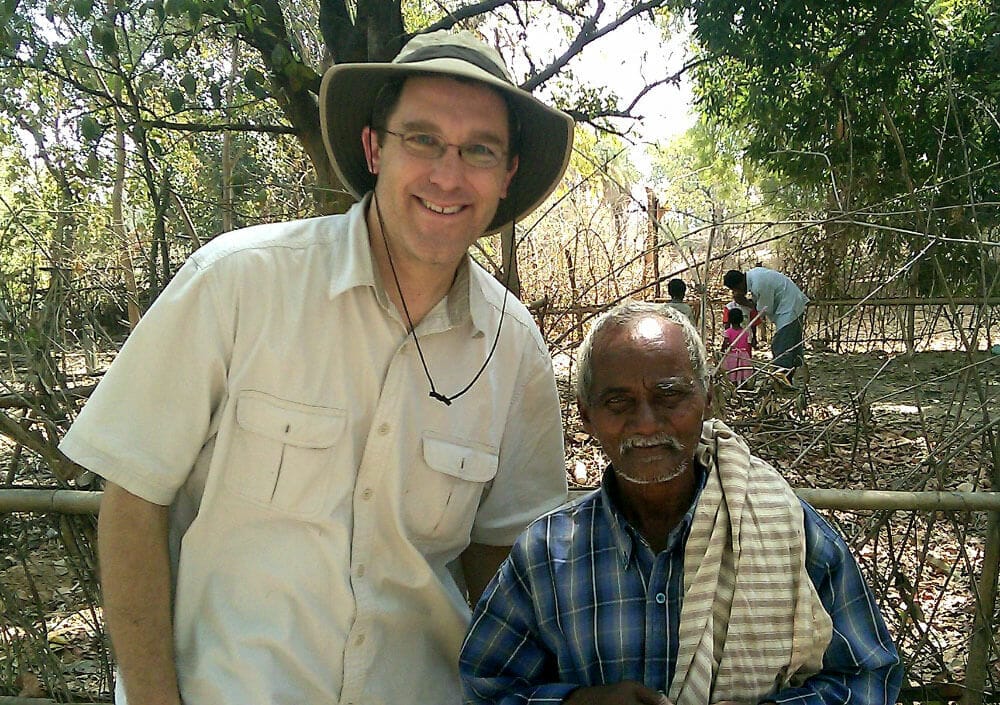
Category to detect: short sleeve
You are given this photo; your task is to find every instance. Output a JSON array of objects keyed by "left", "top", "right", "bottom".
[
  {"left": 59, "top": 255, "right": 234, "bottom": 505},
  {"left": 469, "top": 338, "right": 567, "bottom": 546}
]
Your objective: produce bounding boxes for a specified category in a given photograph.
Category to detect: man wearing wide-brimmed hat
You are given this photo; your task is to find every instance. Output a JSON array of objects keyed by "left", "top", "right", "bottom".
[{"left": 60, "top": 30, "right": 574, "bottom": 705}]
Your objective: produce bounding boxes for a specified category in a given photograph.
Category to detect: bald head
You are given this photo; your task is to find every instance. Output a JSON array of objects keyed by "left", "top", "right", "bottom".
[{"left": 575, "top": 301, "right": 709, "bottom": 405}]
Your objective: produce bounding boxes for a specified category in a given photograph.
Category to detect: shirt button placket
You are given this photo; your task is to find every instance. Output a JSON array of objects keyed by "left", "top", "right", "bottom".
[{"left": 343, "top": 345, "right": 407, "bottom": 702}]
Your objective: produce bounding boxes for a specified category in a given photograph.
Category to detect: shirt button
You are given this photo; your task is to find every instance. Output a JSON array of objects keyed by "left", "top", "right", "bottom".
[
  {"left": 356, "top": 565, "right": 366, "bottom": 578},
  {"left": 355, "top": 633, "right": 366, "bottom": 646},
  {"left": 361, "top": 488, "right": 373, "bottom": 501},
  {"left": 377, "top": 422, "right": 391, "bottom": 435},
  {"left": 655, "top": 592, "right": 666, "bottom": 604}
]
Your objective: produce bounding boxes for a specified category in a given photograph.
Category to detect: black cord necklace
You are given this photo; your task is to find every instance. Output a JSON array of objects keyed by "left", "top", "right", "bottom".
[{"left": 372, "top": 194, "right": 513, "bottom": 406}]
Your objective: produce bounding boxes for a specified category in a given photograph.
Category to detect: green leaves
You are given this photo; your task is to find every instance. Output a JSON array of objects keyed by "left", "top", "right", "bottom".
[
  {"left": 0, "top": 25, "right": 21, "bottom": 55},
  {"left": 71, "top": 0, "right": 92, "bottom": 17},
  {"left": 0, "top": 0, "right": 18, "bottom": 20},
  {"left": 686, "top": 0, "right": 999, "bottom": 295},
  {"left": 167, "top": 74, "right": 200, "bottom": 112},
  {"left": 180, "top": 72, "right": 197, "bottom": 95},
  {"left": 84, "top": 150, "right": 101, "bottom": 177},
  {"left": 243, "top": 66, "right": 267, "bottom": 98},
  {"left": 269, "top": 42, "right": 290, "bottom": 68},
  {"left": 90, "top": 23, "right": 119, "bottom": 55},
  {"left": 32, "top": 44, "right": 48, "bottom": 69},
  {"left": 167, "top": 89, "right": 185, "bottom": 112},
  {"left": 79, "top": 114, "right": 102, "bottom": 142},
  {"left": 158, "top": 0, "right": 204, "bottom": 23},
  {"left": 208, "top": 81, "right": 221, "bottom": 107}
]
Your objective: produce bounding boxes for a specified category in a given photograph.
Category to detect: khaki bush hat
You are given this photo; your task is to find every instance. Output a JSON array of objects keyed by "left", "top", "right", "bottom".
[{"left": 320, "top": 30, "right": 575, "bottom": 234}]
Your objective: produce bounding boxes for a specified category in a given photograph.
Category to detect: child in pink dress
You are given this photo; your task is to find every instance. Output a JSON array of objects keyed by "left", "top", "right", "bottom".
[
  {"left": 723, "top": 298, "right": 759, "bottom": 347},
  {"left": 721, "top": 307, "right": 753, "bottom": 385}
]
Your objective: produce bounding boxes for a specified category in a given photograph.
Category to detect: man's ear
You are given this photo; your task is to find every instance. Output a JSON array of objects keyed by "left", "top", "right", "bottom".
[
  {"left": 499, "top": 154, "right": 519, "bottom": 198},
  {"left": 703, "top": 384, "right": 714, "bottom": 419},
  {"left": 362, "top": 126, "right": 380, "bottom": 175},
  {"left": 577, "top": 397, "right": 594, "bottom": 435}
]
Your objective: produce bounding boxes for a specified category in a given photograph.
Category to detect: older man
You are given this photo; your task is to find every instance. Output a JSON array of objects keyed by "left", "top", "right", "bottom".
[
  {"left": 461, "top": 301, "right": 902, "bottom": 705},
  {"left": 60, "top": 30, "right": 573, "bottom": 705}
]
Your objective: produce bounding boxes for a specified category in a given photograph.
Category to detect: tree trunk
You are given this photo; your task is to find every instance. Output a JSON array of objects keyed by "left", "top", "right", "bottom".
[
  {"left": 222, "top": 37, "right": 239, "bottom": 233},
  {"left": 644, "top": 188, "right": 660, "bottom": 299},
  {"left": 112, "top": 78, "right": 141, "bottom": 330},
  {"left": 499, "top": 223, "right": 521, "bottom": 298},
  {"left": 565, "top": 246, "right": 582, "bottom": 341}
]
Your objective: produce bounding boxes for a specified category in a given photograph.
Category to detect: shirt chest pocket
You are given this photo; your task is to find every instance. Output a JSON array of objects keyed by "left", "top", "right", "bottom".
[
  {"left": 403, "top": 434, "right": 499, "bottom": 552},
  {"left": 225, "top": 391, "right": 347, "bottom": 517}
]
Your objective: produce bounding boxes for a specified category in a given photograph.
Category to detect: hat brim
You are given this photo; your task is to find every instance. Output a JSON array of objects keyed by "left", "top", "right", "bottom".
[{"left": 320, "top": 59, "right": 574, "bottom": 235}]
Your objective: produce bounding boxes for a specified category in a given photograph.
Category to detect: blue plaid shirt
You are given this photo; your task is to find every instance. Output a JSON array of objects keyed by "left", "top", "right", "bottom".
[{"left": 460, "top": 468, "right": 902, "bottom": 705}]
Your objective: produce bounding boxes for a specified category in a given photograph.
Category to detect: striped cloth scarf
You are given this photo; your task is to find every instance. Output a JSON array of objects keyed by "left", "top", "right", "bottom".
[{"left": 668, "top": 419, "right": 833, "bottom": 705}]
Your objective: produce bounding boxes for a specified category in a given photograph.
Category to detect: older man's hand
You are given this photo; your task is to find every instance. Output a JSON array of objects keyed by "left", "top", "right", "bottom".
[{"left": 564, "top": 681, "right": 672, "bottom": 705}]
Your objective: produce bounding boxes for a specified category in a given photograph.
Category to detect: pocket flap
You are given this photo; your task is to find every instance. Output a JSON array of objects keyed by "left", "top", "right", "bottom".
[
  {"left": 236, "top": 391, "right": 347, "bottom": 448},
  {"left": 422, "top": 435, "right": 499, "bottom": 482}
]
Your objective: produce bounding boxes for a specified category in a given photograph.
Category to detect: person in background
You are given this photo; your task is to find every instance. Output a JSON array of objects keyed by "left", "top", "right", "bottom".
[
  {"left": 665, "top": 277, "right": 696, "bottom": 325},
  {"left": 461, "top": 301, "right": 901, "bottom": 705},
  {"left": 722, "top": 297, "right": 759, "bottom": 348},
  {"left": 721, "top": 306, "right": 753, "bottom": 386},
  {"left": 60, "top": 30, "right": 574, "bottom": 705},
  {"left": 724, "top": 267, "right": 808, "bottom": 383}
]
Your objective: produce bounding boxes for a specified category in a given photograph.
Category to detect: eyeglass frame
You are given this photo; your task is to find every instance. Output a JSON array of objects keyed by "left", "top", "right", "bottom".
[
  {"left": 382, "top": 129, "right": 510, "bottom": 169},
  {"left": 369, "top": 77, "right": 522, "bottom": 165}
]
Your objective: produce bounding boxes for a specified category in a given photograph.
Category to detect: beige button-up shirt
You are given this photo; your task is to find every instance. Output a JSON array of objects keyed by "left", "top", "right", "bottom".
[{"left": 61, "top": 196, "right": 567, "bottom": 705}]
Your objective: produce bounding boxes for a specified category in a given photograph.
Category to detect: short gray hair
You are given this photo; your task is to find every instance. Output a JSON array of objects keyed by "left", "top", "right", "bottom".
[{"left": 575, "top": 300, "right": 710, "bottom": 403}]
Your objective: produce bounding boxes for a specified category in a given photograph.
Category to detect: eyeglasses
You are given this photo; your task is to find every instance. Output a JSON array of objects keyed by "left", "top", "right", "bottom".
[{"left": 384, "top": 130, "right": 507, "bottom": 169}]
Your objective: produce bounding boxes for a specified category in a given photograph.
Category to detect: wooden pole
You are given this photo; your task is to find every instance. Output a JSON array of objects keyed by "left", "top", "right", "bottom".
[
  {"left": 964, "top": 511, "right": 1000, "bottom": 705},
  {"left": 793, "top": 489, "right": 1000, "bottom": 512},
  {"left": 810, "top": 297, "right": 1000, "bottom": 307},
  {"left": 0, "top": 699, "right": 109, "bottom": 705},
  {"left": 0, "top": 489, "right": 102, "bottom": 514},
  {"left": 4, "top": 488, "right": 999, "bottom": 516},
  {"left": 538, "top": 297, "right": 1000, "bottom": 316},
  {"left": 574, "top": 488, "right": 1000, "bottom": 511}
]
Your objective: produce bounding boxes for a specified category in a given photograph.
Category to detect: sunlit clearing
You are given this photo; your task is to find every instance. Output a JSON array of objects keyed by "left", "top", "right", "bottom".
[{"left": 872, "top": 403, "right": 921, "bottom": 415}]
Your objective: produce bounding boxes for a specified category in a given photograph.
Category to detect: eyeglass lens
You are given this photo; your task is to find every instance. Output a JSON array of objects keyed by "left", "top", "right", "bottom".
[{"left": 386, "top": 131, "right": 503, "bottom": 168}]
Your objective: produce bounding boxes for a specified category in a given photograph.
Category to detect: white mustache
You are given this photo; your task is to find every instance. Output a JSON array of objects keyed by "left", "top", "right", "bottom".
[{"left": 619, "top": 433, "right": 683, "bottom": 455}]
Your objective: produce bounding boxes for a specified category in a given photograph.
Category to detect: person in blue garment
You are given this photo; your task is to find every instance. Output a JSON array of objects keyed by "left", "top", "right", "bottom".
[
  {"left": 460, "top": 301, "right": 902, "bottom": 705},
  {"left": 724, "top": 267, "right": 808, "bottom": 384}
]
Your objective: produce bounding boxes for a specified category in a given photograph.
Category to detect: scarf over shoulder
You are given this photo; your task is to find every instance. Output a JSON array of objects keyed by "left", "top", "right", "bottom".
[{"left": 668, "top": 419, "right": 833, "bottom": 705}]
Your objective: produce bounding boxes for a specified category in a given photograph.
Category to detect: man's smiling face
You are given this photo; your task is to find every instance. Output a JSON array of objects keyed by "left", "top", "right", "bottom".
[
  {"left": 578, "top": 316, "right": 709, "bottom": 486},
  {"left": 364, "top": 76, "right": 518, "bottom": 274}
]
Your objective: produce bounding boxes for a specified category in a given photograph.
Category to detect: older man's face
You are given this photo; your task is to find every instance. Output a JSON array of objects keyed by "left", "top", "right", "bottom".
[{"left": 578, "top": 316, "right": 709, "bottom": 485}]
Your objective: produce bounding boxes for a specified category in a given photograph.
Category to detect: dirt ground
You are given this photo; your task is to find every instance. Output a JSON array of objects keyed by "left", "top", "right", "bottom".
[{"left": 2, "top": 345, "right": 998, "bottom": 700}]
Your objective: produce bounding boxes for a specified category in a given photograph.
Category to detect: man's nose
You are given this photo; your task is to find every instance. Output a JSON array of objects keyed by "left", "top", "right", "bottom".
[
  {"left": 428, "top": 146, "right": 467, "bottom": 188},
  {"left": 631, "top": 399, "right": 660, "bottom": 435}
]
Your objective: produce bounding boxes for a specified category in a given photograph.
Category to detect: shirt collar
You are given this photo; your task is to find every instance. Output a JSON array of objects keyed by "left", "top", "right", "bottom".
[
  {"left": 598, "top": 462, "right": 709, "bottom": 568},
  {"left": 326, "top": 193, "right": 378, "bottom": 301},
  {"left": 326, "top": 192, "right": 484, "bottom": 335},
  {"left": 463, "top": 259, "right": 498, "bottom": 338}
]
